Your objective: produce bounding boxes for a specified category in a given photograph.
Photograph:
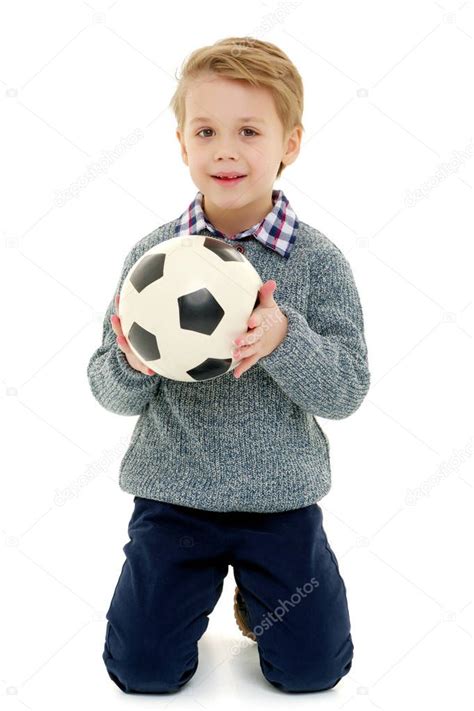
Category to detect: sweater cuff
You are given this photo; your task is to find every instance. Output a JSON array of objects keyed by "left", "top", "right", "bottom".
[
  {"left": 258, "top": 302, "right": 324, "bottom": 374},
  {"left": 110, "top": 342, "right": 157, "bottom": 386}
]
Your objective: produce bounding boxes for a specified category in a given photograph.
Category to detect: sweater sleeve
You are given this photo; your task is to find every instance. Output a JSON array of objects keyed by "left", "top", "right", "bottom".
[
  {"left": 86, "top": 249, "right": 162, "bottom": 416},
  {"left": 258, "top": 247, "right": 370, "bottom": 420}
]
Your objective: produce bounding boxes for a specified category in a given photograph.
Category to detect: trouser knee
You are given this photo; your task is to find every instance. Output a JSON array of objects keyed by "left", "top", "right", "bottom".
[
  {"left": 261, "top": 654, "right": 352, "bottom": 693},
  {"left": 103, "top": 647, "right": 198, "bottom": 694},
  {"left": 266, "top": 672, "right": 342, "bottom": 693}
]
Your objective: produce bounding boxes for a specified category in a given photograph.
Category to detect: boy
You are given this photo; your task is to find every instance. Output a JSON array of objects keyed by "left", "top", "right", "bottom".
[{"left": 87, "top": 37, "right": 370, "bottom": 695}]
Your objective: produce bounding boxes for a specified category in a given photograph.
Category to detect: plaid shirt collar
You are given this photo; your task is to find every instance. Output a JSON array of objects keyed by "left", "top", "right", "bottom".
[{"left": 174, "top": 189, "right": 299, "bottom": 258}]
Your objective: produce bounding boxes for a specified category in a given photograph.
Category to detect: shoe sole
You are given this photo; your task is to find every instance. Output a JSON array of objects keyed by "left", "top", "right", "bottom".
[{"left": 233, "top": 586, "right": 257, "bottom": 642}]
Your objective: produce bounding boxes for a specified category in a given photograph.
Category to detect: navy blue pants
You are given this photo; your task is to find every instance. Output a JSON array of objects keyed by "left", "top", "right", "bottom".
[{"left": 102, "top": 496, "right": 354, "bottom": 694}]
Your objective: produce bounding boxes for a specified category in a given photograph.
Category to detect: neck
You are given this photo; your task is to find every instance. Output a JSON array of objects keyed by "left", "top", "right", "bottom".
[{"left": 202, "top": 191, "right": 274, "bottom": 237}]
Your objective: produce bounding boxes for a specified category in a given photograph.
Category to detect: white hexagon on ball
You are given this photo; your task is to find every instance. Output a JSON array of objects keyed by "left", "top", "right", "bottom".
[{"left": 118, "top": 234, "right": 263, "bottom": 382}]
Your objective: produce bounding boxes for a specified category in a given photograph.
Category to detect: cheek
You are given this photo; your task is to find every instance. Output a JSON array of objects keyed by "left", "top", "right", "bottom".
[
  {"left": 188, "top": 145, "right": 208, "bottom": 169},
  {"left": 247, "top": 142, "right": 275, "bottom": 169}
]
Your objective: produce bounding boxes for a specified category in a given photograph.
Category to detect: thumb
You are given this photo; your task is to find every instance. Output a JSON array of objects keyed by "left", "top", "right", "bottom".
[{"left": 259, "top": 280, "right": 277, "bottom": 305}]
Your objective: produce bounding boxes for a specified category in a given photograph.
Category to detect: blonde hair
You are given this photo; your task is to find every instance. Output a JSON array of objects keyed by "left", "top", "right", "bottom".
[{"left": 169, "top": 36, "right": 304, "bottom": 179}]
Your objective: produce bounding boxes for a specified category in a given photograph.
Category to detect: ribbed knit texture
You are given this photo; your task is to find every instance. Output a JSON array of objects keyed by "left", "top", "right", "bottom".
[{"left": 87, "top": 218, "right": 370, "bottom": 512}]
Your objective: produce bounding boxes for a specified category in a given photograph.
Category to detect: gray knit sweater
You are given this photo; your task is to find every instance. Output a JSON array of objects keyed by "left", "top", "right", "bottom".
[{"left": 87, "top": 218, "right": 370, "bottom": 512}]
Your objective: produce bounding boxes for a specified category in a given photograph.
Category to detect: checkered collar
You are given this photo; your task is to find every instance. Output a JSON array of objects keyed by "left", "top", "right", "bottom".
[{"left": 174, "top": 189, "right": 298, "bottom": 258}]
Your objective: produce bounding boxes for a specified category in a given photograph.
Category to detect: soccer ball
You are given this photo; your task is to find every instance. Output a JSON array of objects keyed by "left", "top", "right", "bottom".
[{"left": 118, "top": 234, "right": 263, "bottom": 382}]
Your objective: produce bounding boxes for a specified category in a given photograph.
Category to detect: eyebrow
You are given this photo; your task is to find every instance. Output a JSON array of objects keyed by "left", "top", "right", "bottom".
[{"left": 189, "top": 116, "right": 266, "bottom": 125}]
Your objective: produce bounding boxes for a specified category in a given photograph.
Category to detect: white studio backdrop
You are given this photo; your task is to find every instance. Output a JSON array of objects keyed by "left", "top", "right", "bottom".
[{"left": 0, "top": 1, "right": 472, "bottom": 709}]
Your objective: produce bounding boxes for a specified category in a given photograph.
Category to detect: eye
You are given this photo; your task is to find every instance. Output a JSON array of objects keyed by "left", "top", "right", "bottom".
[{"left": 196, "top": 128, "right": 259, "bottom": 138}]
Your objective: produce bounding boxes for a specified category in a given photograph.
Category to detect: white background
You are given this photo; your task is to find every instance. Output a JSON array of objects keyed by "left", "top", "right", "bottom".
[{"left": 1, "top": 0, "right": 472, "bottom": 709}]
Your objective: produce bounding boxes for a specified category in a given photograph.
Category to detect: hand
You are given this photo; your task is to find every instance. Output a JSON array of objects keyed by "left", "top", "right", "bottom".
[
  {"left": 231, "top": 280, "right": 288, "bottom": 379},
  {"left": 110, "top": 294, "right": 156, "bottom": 376}
]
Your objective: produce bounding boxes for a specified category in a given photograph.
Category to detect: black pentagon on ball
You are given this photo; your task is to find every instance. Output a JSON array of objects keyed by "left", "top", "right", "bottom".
[
  {"left": 203, "top": 236, "right": 245, "bottom": 262},
  {"left": 187, "top": 357, "right": 233, "bottom": 381},
  {"left": 178, "top": 288, "right": 224, "bottom": 335},
  {"left": 127, "top": 322, "right": 161, "bottom": 361},
  {"left": 130, "top": 253, "right": 166, "bottom": 293}
]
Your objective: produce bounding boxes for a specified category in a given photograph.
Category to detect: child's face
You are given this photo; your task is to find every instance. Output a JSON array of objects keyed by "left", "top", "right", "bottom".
[{"left": 176, "top": 73, "right": 301, "bottom": 219}]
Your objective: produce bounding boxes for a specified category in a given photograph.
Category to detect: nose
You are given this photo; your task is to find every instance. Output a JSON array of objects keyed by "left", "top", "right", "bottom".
[{"left": 213, "top": 137, "right": 240, "bottom": 162}]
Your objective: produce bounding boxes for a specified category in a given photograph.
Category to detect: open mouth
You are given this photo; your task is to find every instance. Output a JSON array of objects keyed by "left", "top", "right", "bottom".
[{"left": 211, "top": 175, "right": 247, "bottom": 185}]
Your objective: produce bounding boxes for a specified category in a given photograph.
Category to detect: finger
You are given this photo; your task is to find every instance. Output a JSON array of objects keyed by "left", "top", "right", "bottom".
[
  {"left": 257, "top": 280, "right": 277, "bottom": 307},
  {"left": 234, "top": 329, "right": 258, "bottom": 347},
  {"left": 246, "top": 326, "right": 263, "bottom": 345},
  {"left": 113, "top": 294, "right": 153, "bottom": 376},
  {"left": 138, "top": 364, "right": 155, "bottom": 376},
  {"left": 117, "top": 335, "right": 149, "bottom": 374},
  {"left": 116, "top": 334, "right": 129, "bottom": 351},
  {"left": 248, "top": 312, "right": 263, "bottom": 329},
  {"left": 234, "top": 352, "right": 260, "bottom": 378},
  {"left": 235, "top": 327, "right": 262, "bottom": 347},
  {"left": 110, "top": 313, "right": 124, "bottom": 337},
  {"left": 120, "top": 347, "right": 155, "bottom": 376},
  {"left": 234, "top": 357, "right": 252, "bottom": 378},
  {"left": 233, "top": 343, "right": 258, "bottom": 359}
]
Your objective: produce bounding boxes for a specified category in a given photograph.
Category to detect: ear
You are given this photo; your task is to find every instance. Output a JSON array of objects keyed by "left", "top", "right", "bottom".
[
  {"left": 281, "top": 125, "right": 302, "bottom": 168},
  {"left": 176, "top": 128, "right": 189, "bottom": 166}
]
